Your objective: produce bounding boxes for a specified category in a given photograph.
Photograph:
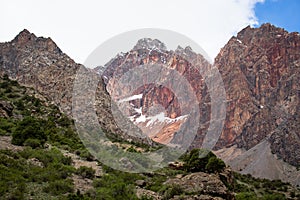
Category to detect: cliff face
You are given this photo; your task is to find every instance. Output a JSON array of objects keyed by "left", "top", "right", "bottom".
[
  {"left": 214, "top": 24, "right": 300, "bottom": 167},
  {"left": 101, "top": 38, "right": 212, "bottom": 145}
]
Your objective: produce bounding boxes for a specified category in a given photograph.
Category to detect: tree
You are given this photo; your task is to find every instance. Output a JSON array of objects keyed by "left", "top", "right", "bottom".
[
  {"left": 205, "top": 156, "right": 226, "bottom": 173},
  {"left": 181, "top": 149, "right": 217, "bottom": 172},
  {"left": 12, "top": 117, "right": 46, "bottom": 146}
]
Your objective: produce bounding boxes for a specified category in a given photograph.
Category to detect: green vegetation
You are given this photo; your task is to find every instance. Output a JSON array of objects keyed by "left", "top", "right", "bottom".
[
  {"left": 76, "top": 166, "right": 96, "bottom": 179},
  {"left": 91, "top": 166, "right": 142, "bottom": 199},
  {"left": 0, "top": 148, "right": 75, "bottom": 199},
  {"left": 0, "top": 75, "right": 299, "bottom": 199},
  {"left": 12, "top": 116, "right": 47, "bottom": 146},
  {"left": 0, "top": 75, "right": 85, "bottom": 151},
  {"left": 232, "top": 172, "right": 299, "bottom": 199},
  {"left": 180, "top": 148, "right": 226, "bottom": 173}
]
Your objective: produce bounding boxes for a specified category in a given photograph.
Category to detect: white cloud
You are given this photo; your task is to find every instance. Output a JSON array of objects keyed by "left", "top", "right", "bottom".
[{"left": 0, "top": 0, "right": 264, "bottom": 65}]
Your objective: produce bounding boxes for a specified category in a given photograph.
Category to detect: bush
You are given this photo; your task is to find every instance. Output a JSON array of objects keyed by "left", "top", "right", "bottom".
[
  {"left": 261, "top": 193, "right": 285, "bottom": 200},
  {"left": 181, "top": 149, "right": 220, "bottom": 173},
  {"left": 24, "top": 138, "right": 42, "bottom": 148},
  {"left": 43, "top": 179, "right": 74, "bottom": 195},
  {"left": 205, "top": 156, "right": 226, "bottom": 173},
  {"left": 0, "top": 118, "right": 15, "bottom": 135},
  {"left": 236, "top": 192, "right": 257, "bottom": 200},
  {"left": 160, "top": 184, "right": 183, "bottom": 200},
  {"left": 12, "top": 116, "right": 47, "bottom": 146},
  {"left": 76, "top": 166, "right": 95, "bottom": 179}
]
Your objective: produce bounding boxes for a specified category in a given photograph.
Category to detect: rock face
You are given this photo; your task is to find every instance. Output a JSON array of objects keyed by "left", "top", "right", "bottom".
[
  {"left": 0, "top": 100, "right": 13, "bottom": 118},
  {"left": 214, "top": 24, "right": 300, "bottom": 168},
  {"left": 102, "top": 38, "right": 212, "bottom": 146},
  {"left": 136, "top": 168, "right": 235, "bottom": 200},
  {"left": 165, "top": 170, "right": 234, "bottom": 200}
]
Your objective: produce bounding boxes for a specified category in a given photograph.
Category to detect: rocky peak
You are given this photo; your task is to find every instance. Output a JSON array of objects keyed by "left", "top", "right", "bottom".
[
  {"left": 12, "top": 29, "right": 37, "bottom": 45},
  {"left": 11, "top": 29, "right": 61, "bottom": 54},
  {"left": 175, "top": 45, "right": 194, "bottom": 56},
  {"left": 236, "top": 23, "right": 288, "bottom": 45},
  {"left": 133, "top": 38, "right": 167, "bottom": 51}
]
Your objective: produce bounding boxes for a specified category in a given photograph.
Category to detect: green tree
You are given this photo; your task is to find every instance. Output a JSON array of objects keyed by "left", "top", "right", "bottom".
[
  {"left": 205, "top": 156, "right": 226, "bottom": 173},
  {"left": 181, "top": 149, "right": 217, "bottom": 172},
  {"left": 12, "top": 116, "right": 46, "bottom": 146}
]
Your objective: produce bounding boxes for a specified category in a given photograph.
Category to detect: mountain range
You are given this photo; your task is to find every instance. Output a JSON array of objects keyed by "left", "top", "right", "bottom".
[{"left": 0, "top": 23, "right": 299, "bottom": 186}]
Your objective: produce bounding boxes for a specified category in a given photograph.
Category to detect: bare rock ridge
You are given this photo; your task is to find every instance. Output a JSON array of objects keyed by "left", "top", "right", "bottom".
[
  {"left": 133, "top": 38, "right": 167, "bottom": 51},
  {"left": 0, "top": 24, "right": 299, "bottom": 185}
]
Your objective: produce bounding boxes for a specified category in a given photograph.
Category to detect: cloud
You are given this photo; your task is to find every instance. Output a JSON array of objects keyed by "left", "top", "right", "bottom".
[{"left": 0, "top": 0, "right": 264, "bottom": 65}]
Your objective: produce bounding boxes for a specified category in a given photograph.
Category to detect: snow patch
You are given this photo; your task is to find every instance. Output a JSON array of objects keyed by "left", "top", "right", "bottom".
[
  {"left": 118, "top": 94, "right": 143, "bottom": 103},
  {"left": 145, "top": 112, "right": 188, "bottom": 127},
  {"left": 134, "top": 107, "right": 142, "bottom": 114},
  {"left": 136, "top": 114, "right": 146, "bottom": 123},
  {"left": 237, "top": 39, "right": 242, "bottom": 44}
]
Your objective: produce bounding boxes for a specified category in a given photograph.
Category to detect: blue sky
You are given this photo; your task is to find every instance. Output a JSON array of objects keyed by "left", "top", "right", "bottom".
[{"left": 255, "top": 0, "right": 300, "bottom": 32}]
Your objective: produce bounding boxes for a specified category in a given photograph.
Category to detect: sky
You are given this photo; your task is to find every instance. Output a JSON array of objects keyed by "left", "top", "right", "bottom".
[
  {"left": 0, "top": 0, "right": 299, "bottom": 66},
  {"left": 254, "top": 0, "right": 300, "bottom": 32}
]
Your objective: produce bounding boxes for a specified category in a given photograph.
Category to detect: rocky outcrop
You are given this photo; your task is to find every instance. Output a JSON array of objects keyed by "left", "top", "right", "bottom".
[
  {"left": 101, "top": 24, "right": 300, "bottom": 169},
  {"left": 0, "top": 100, "right": 13, "bottom": 118},
  {"left": 100, "top": 24, "right": 300, "bottom": 184},
  {"left": 165, "top": 171, "right": 234, "bottom": 200}
]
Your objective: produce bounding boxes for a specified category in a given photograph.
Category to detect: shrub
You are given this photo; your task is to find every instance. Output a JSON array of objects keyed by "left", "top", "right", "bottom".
[
  {"left": 205, "top": 156, "right": 226, "bottom": 173},
  {"left": 12, "top": 116, "right": 46, "bottom": 146},
  {"left": 236, "top": 192, "right": 257, "bottom": 200},
  {"left": 24, "top": 138, "right": 42, "bottom": 148},
  {"left": 0, "top": 118, "right": 15, "bottom": 135},
  {"left": 261, "top": 193, "right": 285, "bottom": 200},
  {"left": 160, "top": 184, "right": 183, "bottom": 200},
  {"left": 43, "top": 179, "right": 74, "bottom": 195},
  {"left": 76, "top": 166, "right": 95, "bottom": 179},
  {"left": 181, "top": 149, "right": 219, "bottom": 173}
]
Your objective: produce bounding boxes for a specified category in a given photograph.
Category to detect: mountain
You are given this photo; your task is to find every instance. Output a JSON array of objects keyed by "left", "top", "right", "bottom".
[
  {"left": 0, "top": 24, "right": 299, "bottom": 187},
  {"left": 101, "top": 38, "right": 212, "bottom": 146},
  {"left": 0, "top": 29, "right": 148, "bottom": 145},
  {"left": 214, "top": 24, "right": 300, "bottom": 185},
  {"left": 100, "top": 24, "right": 300, "bottom": 185}
]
